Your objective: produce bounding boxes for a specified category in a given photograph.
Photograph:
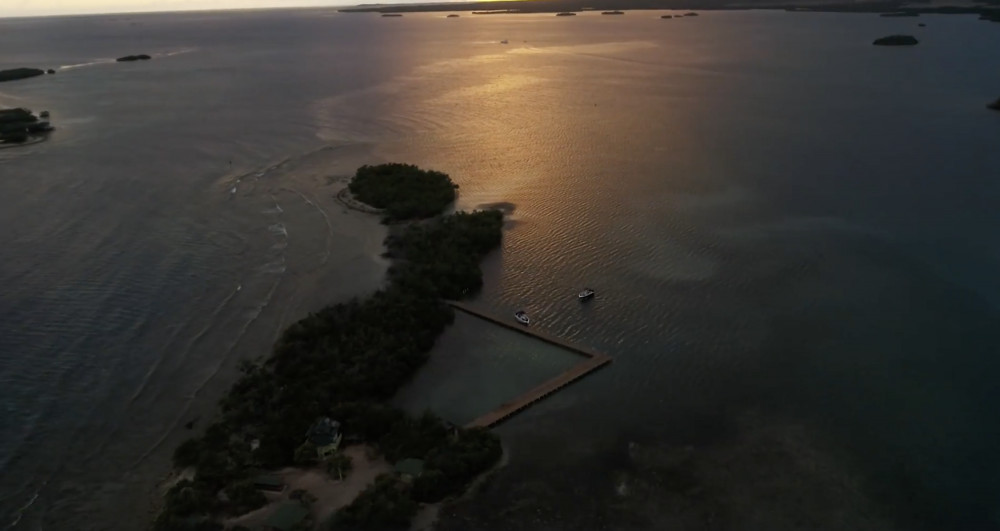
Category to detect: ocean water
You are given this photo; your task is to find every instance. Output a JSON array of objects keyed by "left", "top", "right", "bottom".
[{"left": 1, "top": 8, "right": 1000, "bottom": 530}]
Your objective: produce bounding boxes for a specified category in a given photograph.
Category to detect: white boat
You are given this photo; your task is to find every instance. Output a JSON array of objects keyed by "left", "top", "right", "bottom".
[
  {"left": 578, "top": 288, "right": 595, "bottom": 300},
  {"left": 514, "top": 310, "right": 530, "bottom": 325}
]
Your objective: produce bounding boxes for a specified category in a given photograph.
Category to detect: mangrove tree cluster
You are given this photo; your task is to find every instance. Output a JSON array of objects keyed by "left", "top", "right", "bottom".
[
  {"left": 348, "top": 163, "right": 459, "bottom": 221},
  {"left": 1, "top": 108, "right": 53, "bottom": 144},
  {"left": 156, "top": 165, "right": 503, "bottom": 531}
]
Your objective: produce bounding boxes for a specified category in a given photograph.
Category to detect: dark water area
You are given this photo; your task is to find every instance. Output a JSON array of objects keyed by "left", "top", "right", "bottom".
[{"left": 1, "top": 8, "right": 999, "bottom": 530}]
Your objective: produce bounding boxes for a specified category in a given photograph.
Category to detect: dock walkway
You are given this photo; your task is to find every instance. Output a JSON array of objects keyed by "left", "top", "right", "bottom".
[{"left": 446, "top": 301, "right": 613, "bottom": 429}]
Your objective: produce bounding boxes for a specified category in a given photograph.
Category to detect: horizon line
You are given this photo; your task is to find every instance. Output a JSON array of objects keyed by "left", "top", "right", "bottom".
[{"left": 0, "top": 0, "right": 473, "bottom": 20}]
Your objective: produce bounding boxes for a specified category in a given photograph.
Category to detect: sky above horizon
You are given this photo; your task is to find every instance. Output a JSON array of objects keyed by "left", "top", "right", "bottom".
[{"left": 0, "top": 0, "right": 456, "bottom": 18}]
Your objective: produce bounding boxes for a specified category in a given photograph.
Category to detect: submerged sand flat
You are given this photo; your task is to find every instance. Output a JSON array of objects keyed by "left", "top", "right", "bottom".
[{"left": 141, "top": 146, "right": 392, "bottom": 524}]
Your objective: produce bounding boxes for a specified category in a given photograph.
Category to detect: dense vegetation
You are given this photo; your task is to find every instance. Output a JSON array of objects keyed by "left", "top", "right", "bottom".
[
  {"left": 0, "top": 68, "right": 45, "bottom": 83},
  {"left": 155, "top": 168, "right": 503, "bottom": 531},
  {"left": 0, "top": 108, "right": 36, "bottom": 124},
  {"left": 330, "top": 420, "right": 500, "bottom": 529},
  {"left": 333, "top": 475, "right": 418, "bottom": 530},
  {"left": 0, "top": 108, "right": 52, "bottom": 144},
  {"left": 348, "top": 163, "right": 459, "bottom": 221},
  {"left": 388, "top": 211, "right": 505, "bottom": 299}
]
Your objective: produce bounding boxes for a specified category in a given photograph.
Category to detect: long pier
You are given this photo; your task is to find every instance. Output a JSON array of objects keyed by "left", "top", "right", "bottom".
[{"left": 446, "top": 301, "right": 613, "bottom": 429}]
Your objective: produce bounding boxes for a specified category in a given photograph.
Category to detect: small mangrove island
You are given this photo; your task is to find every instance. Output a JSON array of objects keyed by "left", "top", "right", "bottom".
[
  {"left": 348, "top": 163, "right": 459, "bottom": 222},
  {"left": 602, "top": 10, "right": 625, "bottom": 14},
  {"left": 0, "top": 68, "right": 46, "bottom": 83},
  {"left": 156, "top": 164, "right": 503, "bottom": 531},
  {"left": 116, "top": 54, "right": 152, "bottom": 62},
  {"left": 1, "top": 108, "right": 54, "bottom": 145},
  {"left": 873, "top": 35, "right": 919, "bottom": 45},
  {"left": 556, "top": 11, "right": 577, "bottom": 16},
  {"left": 447, "top": 13, "right": 460, "bottom": 17}
]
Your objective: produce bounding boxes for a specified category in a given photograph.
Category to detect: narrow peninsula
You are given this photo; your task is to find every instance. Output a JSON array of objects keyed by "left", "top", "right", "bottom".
[
  {"left": 0, "top": 68, "right": 46, "bottom": 83},
  {"left": 156, "top": 164, "right": 503, "bottom": 531}
]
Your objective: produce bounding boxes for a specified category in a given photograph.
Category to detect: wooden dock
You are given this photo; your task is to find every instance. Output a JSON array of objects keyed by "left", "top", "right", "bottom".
[
  {"left": 446, "top": 301, "right": 613, "bottom": 429},
  {"left": 447, "top": 301, "right": 605, "bottom": 359}
]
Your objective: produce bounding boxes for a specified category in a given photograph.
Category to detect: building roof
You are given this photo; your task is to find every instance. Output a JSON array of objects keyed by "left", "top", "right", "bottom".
[
  {"left": 306, "top": 417, "right": 341, "bottom": 446},
  {"left": 394, "top": 458, "right": 425, "bottom": 477},
  {"left": 264, "top": 503, "right": 309, "bottom": 531},
  {"left": 253, "top": 474, "right": 284, "bottom": 489}
]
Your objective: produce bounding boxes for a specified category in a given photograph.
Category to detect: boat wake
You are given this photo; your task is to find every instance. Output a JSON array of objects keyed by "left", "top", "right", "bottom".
[
  {"left": 59, "top": 59, "right": 116, "bottom": 71},
  {"left": 5, "top": 489, "right": 40, "bottom": 529},
  {"left": 60, "top": 49, "right": 197, "bottom": 71}
]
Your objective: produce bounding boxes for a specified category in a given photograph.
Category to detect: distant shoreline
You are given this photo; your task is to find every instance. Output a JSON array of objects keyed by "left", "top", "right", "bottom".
[{"left": 339, "top": 0, "right": 1000, "bottom": 17}]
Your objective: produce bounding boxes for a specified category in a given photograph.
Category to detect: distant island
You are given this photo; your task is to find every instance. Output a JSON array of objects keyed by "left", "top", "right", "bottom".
[
  {"left": 873, "top": 35, "right": 919, "bottom": 45},
  {"left": 447, "top": 13, "right": 460, "bottom": 17},
  {"left": 155, "top": 164, "right": 502, "bottom": 531},
  {"left": 339, "top": 0, "right": 1000, "bottom": 20},
  {"left": 381, "top": 12, "right": 403, "bottom": 16},
  {"left": 988, "top": 98, "right": 1000, "bottom": 111},
  {"left": 880, "top": 11, "right": 919, "bottom": 16},
  {"left": 1, "top": 108, "right": 54, "bottom": 145},
  {"left": 116, "top": 54, "right": 152, "bottom": 62},
  {"left": 0, "top": 68, "right": 46, "bottom": 83},
  {"left": 557, "top": 11, "right": 578, "bottom": 15},
  {"left": 602, "top": 10, "right": 625, "bottom": 14}
]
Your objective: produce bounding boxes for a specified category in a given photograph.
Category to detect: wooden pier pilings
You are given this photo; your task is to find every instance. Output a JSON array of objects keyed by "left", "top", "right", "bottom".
[{"left": 446, "top": 301, "right": 613, "bottom": 429}]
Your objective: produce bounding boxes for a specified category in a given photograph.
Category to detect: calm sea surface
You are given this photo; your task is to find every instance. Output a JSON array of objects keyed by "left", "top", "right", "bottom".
[{"left": 2, "top": 8, "right": 999, "bottom": 530}]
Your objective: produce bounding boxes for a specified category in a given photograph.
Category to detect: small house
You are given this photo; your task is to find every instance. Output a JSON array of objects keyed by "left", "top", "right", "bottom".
[
  {"left": 253, "top": 474, "right": 285, "bottom": 493},
  {"left": 263, "top": 502, "right": 309, "bottom": 531},
  {"left": 306, "top": 417, "right": 342, "bottom": 460},
  {"left": 394, "top": 458, "right": 425, "bottom": 481}
]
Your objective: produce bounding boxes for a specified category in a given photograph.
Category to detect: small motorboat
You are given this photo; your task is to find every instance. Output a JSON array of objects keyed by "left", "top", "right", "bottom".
[
  {"left": 514, "top": 310, "right": 530, "bottom": 325},
  {"left": 578, "top": 288, "right": 595, "bottom": 300}
]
